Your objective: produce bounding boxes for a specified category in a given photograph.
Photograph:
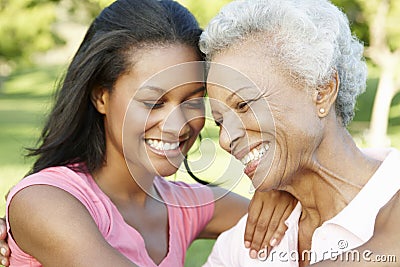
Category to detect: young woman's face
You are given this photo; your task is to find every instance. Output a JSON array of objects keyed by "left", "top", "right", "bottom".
[{"left": 102, "top": 44, "right": 205, "bottom": 179}]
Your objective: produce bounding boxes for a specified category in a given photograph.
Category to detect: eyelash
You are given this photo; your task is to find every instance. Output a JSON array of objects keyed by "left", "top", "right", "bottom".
[
  {"left": 184, "top": 99, "right": 205, "bottom": 109},
  {"left": 143, "top": 99, "right": 204, "bottom": 110},
  {"left": 236, "top": 100, "right": 253, "bottom": 112},
  {"left": 237, "top": 102, "right": 248, "bottom": 109},
  {"left": 143, "top": 102, "right": 164, "bottom": 109}
]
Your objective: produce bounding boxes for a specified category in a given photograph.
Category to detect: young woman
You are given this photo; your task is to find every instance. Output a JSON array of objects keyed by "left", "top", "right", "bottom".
[{"left": 3, "top": 0, "right": 296, "bottom": 266}]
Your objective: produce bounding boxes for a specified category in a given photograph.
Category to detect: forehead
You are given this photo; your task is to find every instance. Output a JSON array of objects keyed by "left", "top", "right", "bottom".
[
  {"left": 206, "top": 45, "right": 271, "bottom": 100},
  {"left": 133, "top": 45, "right": 203, "bottom": 88},
  {"left": 116, "top": 45, "right": 205, "bottom": 98},
  {"left": 206, "top": 38, "right": 299, "bottom": 101},
  {"left": 139, "top": 61, "right": 205, "bottom": 94}
]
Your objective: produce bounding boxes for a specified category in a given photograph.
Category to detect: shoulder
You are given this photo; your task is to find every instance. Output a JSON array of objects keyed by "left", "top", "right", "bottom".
[
  {"left": 354, "top": 191, "right": 400, "bottom": 261},
  {"left": 10, "top": 166, "right": 89, "bottom": 190},
  {"left": 7, "top": 183, "right": 94, "bottom": 253},
  {"left": 6, "top": 184, "right": 135, "bottom": 266},
  {"left": 7, "top": 166, "right": 95, "bottom": 205},
  {"left": 6, "top": 166, "right": 106, "bottom": 230},
  {"left": 375, "top": 190, "right": 400, "bottom": 236}
]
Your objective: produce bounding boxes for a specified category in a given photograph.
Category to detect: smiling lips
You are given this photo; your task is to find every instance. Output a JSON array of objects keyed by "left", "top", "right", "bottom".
[
  {"left": 240, "top": 143, "right": 270, "bottom": 165},
  {"left": 146, "top": 139, "right": 180, "bottom": 151},
  {"left": 145, "top": 138, "right": 184, "bottom": 157},
  {"left": 238, "top": 143, "right": 270, "bottom": 176},
  {"left": 146, "top": 137, "right": 269, "bottom": 171}
]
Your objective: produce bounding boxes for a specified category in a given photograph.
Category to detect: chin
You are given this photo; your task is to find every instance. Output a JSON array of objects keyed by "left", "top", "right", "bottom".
[
  {"left": 152, "top": 164, "right": 180, "bottom": 178},
  {"left": 248, "top": 157, "right": 273, "bottom": 190},
  {"left": 252, "top": 175, "right": 282, "bottom": 192},
  {"left": 251, "top": 176, "right": 272, "bottom": 191}
]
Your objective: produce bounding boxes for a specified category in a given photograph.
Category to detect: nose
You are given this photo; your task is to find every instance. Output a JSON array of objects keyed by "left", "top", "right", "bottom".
[
  {"left": 219, "top": 110, "right": 244, "bottom": 154},
  {"left": 161, "top": 105, "right": 191, "bottom": 138}
]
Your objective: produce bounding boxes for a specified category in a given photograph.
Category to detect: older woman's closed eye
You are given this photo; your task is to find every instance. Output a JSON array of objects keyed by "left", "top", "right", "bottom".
[{"left": 200, "top": 0, "right": 400, "bottom": 266}]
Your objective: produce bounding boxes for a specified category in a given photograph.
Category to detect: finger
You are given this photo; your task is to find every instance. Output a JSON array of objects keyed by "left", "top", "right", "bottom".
[
  {"left": 261, "top": 193, "right": 296, "bottom": 248},
  {"left": 0, "top": 241, "right": 10, "bottom": 257},
  {"left": 268, "top": 204, "right": 292, "bottom": 247},
  {"left": 250, "top": 198, "right": 295, "bottom": 256},
  {"left": 0, "top": 241, "right": 9, "bottom": 267},
  {"left": 244, "top": 197, "right": 263, "bottom": 248},
  {"left": 0, "top": 222, "right": 6, "bottom": 240},
  {"left": 0, "top": 256, "right": 9, "bottom": 266},
  {"left": 249, "top": 203, "right": 274, "bottom": 254}
]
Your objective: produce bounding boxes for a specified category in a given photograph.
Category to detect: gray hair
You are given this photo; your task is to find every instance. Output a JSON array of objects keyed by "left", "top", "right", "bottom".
[{"left": 200, "top": 0, "right": 367, "bottom": 126}]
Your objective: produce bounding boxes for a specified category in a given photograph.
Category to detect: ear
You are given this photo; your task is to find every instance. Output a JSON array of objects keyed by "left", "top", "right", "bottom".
[
  {"left": 314, "top": 71, "right": 339, "bottom": 118},
  {"left": 90, "top": 86, "right": 109, "bottom": 115}
]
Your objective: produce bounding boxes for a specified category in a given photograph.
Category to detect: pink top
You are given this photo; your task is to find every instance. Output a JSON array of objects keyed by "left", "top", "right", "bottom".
[
  {"left": 204, "top": 148, "right": 400, "bottom": 266},
  {"left": 6, "top": 166, "right": 215, "bottom": 267}
]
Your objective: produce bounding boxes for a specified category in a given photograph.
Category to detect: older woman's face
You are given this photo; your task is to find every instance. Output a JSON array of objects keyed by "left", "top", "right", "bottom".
[{"left": 207, "top": 43, "right": 323, "bottom": 191}]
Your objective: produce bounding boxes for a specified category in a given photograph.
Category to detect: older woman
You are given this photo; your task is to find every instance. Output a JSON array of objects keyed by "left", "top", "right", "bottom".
[{"left": 200, "top": 0, "right": 400, "bottom": 266}]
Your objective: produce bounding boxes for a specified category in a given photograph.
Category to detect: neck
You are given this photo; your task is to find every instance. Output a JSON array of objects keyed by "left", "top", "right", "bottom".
[
  {"left": 284, "top": 125, "right": 381, "bottom": 225},
  {"left": 92, "top": 154, "right": 157, "bottom": 206}
]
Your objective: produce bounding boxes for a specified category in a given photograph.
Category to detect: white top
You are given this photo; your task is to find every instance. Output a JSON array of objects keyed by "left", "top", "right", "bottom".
[{"left": 203, "top": 148, "right": 400, "bottom": 267}]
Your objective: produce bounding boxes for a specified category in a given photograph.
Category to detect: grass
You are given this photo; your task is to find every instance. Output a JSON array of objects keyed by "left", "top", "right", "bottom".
[
  {"left": 0, "top": 65, "right": 61, "bottom": 218},
  {"left": 0, "top": 65, "right": 399, "bottom": 266}
]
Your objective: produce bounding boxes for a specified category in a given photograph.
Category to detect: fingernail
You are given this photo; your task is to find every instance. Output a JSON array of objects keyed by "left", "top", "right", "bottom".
[
  {"left": 270, "top": 238, "right": 278, "bottom": 247},
  {"left": 248, "top": 184, "right": 255, "bottom": 194},
  {"left": 250, "top": 249, "right": 257, "bottom": 259},
  {"left": 244, "top": 241, "right": 251, "bottom": 248},
  {"left": 1, "top": 259, "right": 6, "bottom": 265},
  {"left": 0, "top": 247, "right": 6, "bottom": 256}
]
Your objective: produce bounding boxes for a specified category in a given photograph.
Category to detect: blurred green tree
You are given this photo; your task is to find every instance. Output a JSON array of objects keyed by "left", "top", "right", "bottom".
[
  {"left": 0, "top": 0, "right": 59, "bottom": 67},
  {"left": 333, "top": 0, "right": 400, "bottom": 147},
  {"left": 0, "top": 0, "right": 113, "bottom": 69},
  {"left": 176, "top": 0, "right": 231, "bottom": 28},
  {"left": 0, "top": 0, "right": 225, "bottom": 69}
]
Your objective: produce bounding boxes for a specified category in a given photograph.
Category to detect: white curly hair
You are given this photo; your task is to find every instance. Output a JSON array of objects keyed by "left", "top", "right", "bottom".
[{"left": 200, "top": 0, "right": 367, "bottom": 126}]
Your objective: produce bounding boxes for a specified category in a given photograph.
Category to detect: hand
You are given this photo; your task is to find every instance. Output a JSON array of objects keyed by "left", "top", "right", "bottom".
[
  {"left": 0, "top": 217, "right": 10, "bottom": 266},
  {"left": 244, "top": 190, "right": 297, "bottom": 259}
]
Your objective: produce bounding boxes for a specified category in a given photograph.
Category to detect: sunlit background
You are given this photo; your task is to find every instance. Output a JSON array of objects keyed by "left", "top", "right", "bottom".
[{"left": 0, "top": 0, "right": 399, "bottom": 266}]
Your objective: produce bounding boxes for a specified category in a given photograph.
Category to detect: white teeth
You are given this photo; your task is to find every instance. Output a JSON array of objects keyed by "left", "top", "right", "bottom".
[
  {"left": 253, "top": 149, "right": 259, "bottom": 158},
  {"left": 172, "top": 143, "right": 179, "bottom": 149},
  {"left": 146, "top": 139, "right": 180, "bottom": 151},
  {"left": 240, "top": 143, "right": 270, "bottom": 165},
  {"left": 164, "top": 143, "right": 171, "bottom": 150},
  {"left": 249, "top": 152, "right": 255, "bottom": 161}
]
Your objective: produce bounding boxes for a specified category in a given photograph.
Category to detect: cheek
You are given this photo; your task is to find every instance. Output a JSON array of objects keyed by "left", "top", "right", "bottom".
[
  {"left": 271, "top": 100, "right": 322, "bottom": 155},
  {"left": 142, "top": 112, "right": 161, "bottom": 132},
  {"left": 125, "top": 105, "right": 149, "bottom": 132},
  {"left": 184, "top": 118, "right": 205, "bottom": 149},
  {"left": 242, "top": 101, "right": 275, "bottom": 138},
  {"left": 105, "top": 103, "right": 127, "bottom": 143},
  {"left": 190, "top": 117, "right": 205, "bottom": 134}
]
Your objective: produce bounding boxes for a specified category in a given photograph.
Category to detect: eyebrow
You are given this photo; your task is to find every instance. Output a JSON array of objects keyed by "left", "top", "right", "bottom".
[
  {"left": 226, "top": 86, "right": 259, "bottom": 102},
  {"left": 138, "top": 85, "right": 165, "bottom": 93},
  {"left": 139, "top": 85, "right": 206, "bottom": 95},
  {"left": 189, "top": 85, "right": 206, "bottom": 95}
]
